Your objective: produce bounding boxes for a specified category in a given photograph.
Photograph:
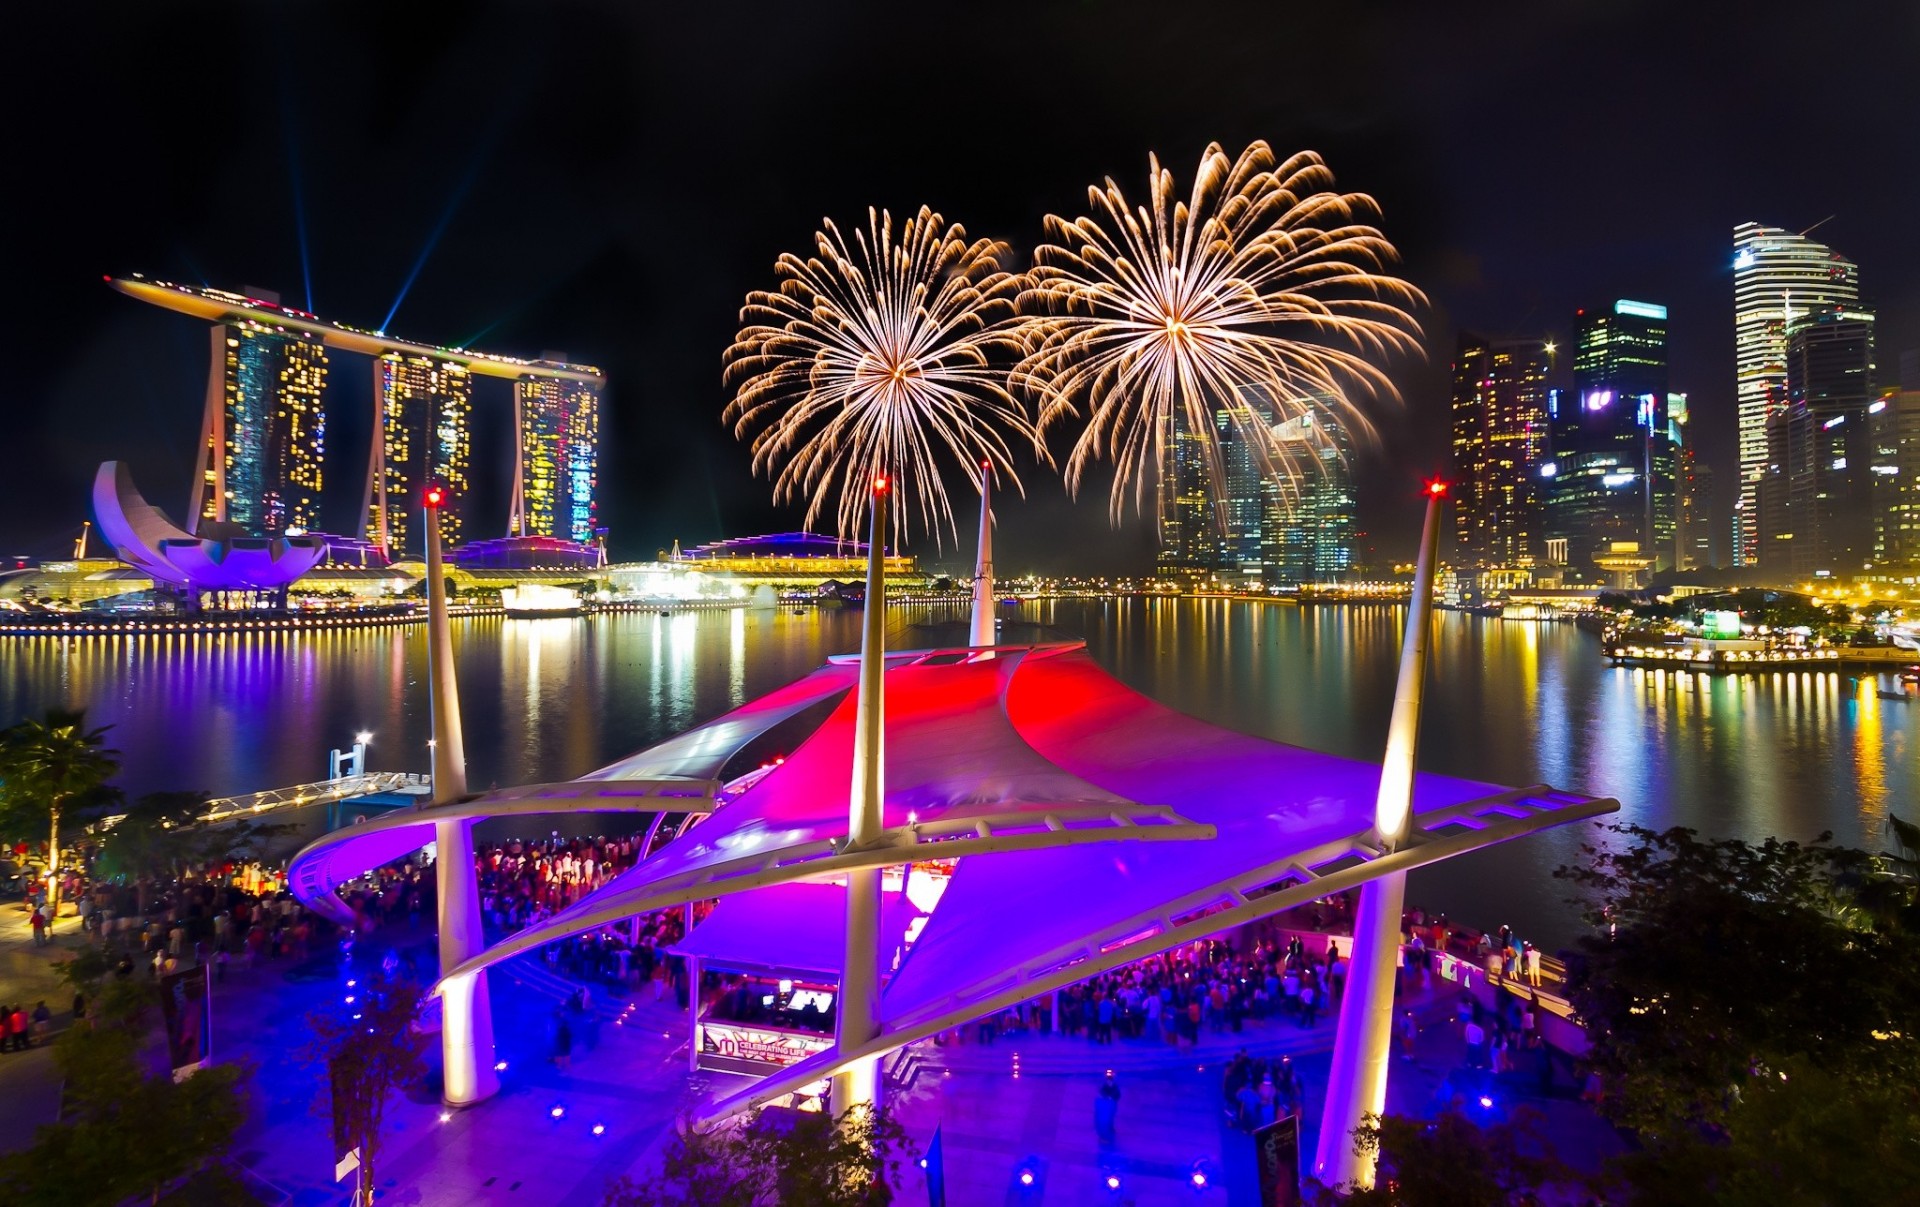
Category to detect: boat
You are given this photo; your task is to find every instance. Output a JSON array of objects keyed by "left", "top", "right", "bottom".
[
  {"left": 1878, "top": 690, "right": 1912, "bottom": 702},
  {"left": 500, "top": 584, "right": 584, "bottom": 618}
]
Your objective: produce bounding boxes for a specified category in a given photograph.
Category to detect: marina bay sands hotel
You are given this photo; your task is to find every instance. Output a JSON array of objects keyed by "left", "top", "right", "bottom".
[{"left": 110, "top": 276, "right": 604, "bottom": 558}]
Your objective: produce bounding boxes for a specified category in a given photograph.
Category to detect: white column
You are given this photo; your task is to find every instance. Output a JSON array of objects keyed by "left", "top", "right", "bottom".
[
  {"left": 425, "top": 496, "right": 498, "bottom": 1106},
  {"left": 969, "top": 467, "right": 995, "bottom": 649},
  {"left": 832, "top": 478, "right": 889, "bottom": 1118},
  {"left": 1313, "top": 482, "right": 1446, "bottom": 1191}
]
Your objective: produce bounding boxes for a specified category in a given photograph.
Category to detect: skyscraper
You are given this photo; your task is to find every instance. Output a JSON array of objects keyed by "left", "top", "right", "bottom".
[
  {"left": 366, "top": 354, "right": 473, "bottom": 556},
  {"left": 192, "top": 319, "right": 329, "bottom": 537},
  {"left": 510, "top": 375, "right": 601, "bottom": 543},
  {"left": 1268, "top": 414, "right": 1355, "bottom": 585},
  {"left": 1544, "top": 300, "right": 1673, "bottom": 570},
  {"left": 1732, "top": 222, "right": 1860, "bottom": 565},
  {"left": 1156, "top": 408, "right": 1217, "bottom": 578},
  {"left": 1758, "top": 308, "right": 1877, "bottom": 577},
  {"left": 1870, "top": 376, "right": 1920, "bottom": 567},
  {"left": 1450, "top": 334, "right": 1550, "bottom": 566}
]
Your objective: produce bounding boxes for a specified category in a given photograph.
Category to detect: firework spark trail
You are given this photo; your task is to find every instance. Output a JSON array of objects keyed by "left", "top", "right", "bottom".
[
  {"left": 724, "top": 206, "right": 1038, "bottom": 547},
  {"left": 1015, "top": 142, "right": 1426, "bottom": 522}
]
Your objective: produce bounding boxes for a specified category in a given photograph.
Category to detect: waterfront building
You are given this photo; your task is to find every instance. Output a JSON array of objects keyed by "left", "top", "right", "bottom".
[
  {"left": 1544, "top": 300, "right": 1673, "bottom": 573},
  {"left": 1676, "top": 449, "right": 1714, "bottom": 570},
  {"left": 1450, "top": 334, "right": 1550, "bottom": 566},
  {"left": 367, "top": 354, "right": 473, "bottom": 557},
  {"left": 193, "top": 308, "right": 330, "bottom": 537},
  {"left": 1267, "top": 412, "right": 1355, "bottom": 585},
  {"left": 108, "top": 275, "right": 606, "bottom": 552},
  {"left": 1156, "top": 408, "right": 1217, "bottom": 578},
  {"left": 1869, "top": 360, "right": 1920, "bottom": 567},
  {"left": 672, "top": 532, "right": 923, "bottom": 590},
  {"left": 1757, "top": 307, "right": 1876, "bottom": 578},
  {"left": 511, "top": 375, "right": 601, "bottom": 543},
  {"left": 1732, "top": 223, "right": 1861, "bottom": 566}
]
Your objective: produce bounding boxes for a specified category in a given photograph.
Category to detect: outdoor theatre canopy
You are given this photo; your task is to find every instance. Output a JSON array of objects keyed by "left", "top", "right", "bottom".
[{"left": 290, "top": 641, "right": 1614, "bottom": 1115}]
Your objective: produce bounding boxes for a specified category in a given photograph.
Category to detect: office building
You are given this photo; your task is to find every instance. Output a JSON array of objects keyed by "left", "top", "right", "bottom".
[
  {"left": 1870, "top": 385, "right": 1920, "bottom": 566},
  {"left": 1732, "top": 222, "right": 1860, "bottom": 565},
  {"left": 1267, "top": 411, "right": 1355, "bottom": 585},
  {"left": 1544, "top": 300, "right": 1673, "bottom": 572},
  {"left": 1676, "top": 448, "right": 1714, "bottom": 570},
  {"left": 190, "top": 316, "right": 329, "bottom": 537},
  {"left": 367, "top": 354, "right": 473, "bottom": 556},
  {"left": 510, "top": 375, "right": 601, "bottom": 543},
  {"left": 1157, "top": 407, "right": 1217, "bottom": 578},
  {"left": 1757, "top": 308, "right": 1876, "bottom": 578},
  {"left": 1450, "top": 334, "right": 1550, "bottom": 565}
]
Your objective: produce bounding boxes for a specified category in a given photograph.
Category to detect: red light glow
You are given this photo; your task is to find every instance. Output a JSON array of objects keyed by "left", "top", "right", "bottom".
[
  {"left": 1425, "top": 479, "right": 1449, "bottom": 497},
  {"left": 423, "top": 485, "right": 447, "bottom": 509},
  {"left": 872, "top": 475, "right": 890, "bottom": 494}
]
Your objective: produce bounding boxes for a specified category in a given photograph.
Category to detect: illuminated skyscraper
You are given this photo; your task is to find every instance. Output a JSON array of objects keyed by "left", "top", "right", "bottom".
[
  {"left": 1758, "top": 307, "right": 1876, "bottom": 578},
  {"left": 1870, "top": 378, "right": 1920, "bottom": 567},
  {"left": 510, "top": 375, "right": 600, "bottom": 543},
  {"left": 1544, "top": 300, "right": 1673, "bottom": 571},
  {"left": 192, "top": 318, "right": 329, "bottom": 536},
  {"left": 1450, "top": 335, "right": 1550, "bottom": 566},
  {"left": 1732, "top": 222, "right": 1860, "bottom": 566},
  {"left": 1268, "top": 413, "right": 1355, "bottom": 585},
  {"left": 1156, "top": 408, "right": 1217, "bottom": 577},
  {"left": 366, "top": 354, "right": 473, "bottom": 556}
]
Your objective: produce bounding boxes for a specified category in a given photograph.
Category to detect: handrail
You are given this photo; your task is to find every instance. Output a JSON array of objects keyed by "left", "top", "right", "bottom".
[{"left": 199, "top": 772, "right": 429, "bottom": 824}]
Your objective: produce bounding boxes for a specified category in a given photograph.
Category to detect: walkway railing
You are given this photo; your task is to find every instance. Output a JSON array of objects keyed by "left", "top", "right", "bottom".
[{"left": 199, "top": 772, "right": 430, "bottom": 824}]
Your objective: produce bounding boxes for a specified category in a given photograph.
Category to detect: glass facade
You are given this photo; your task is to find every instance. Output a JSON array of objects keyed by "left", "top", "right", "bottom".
[
  {"left": 370, "top": 354, "right": 472, "bottom": 556},
  {"left": 1155, "top": 407, "right": 1217, "bottom": 578},
  {"left": 1545, "top": 301, "right": 1673, "bottom": 572},
  {"left": 1450, "top": 334, "right": 1549, "bottom": 566},
  {"left": 1731, "top": 222, "right": 1859, "bottom": 566},
  {"left": 514, "top": 375, "right": 601, "bottom": 543},
  {"left": 198, "top": 321, "right": 328, "bottom": 536},
  {"left": 1758, "top": 308, "right": 1876, "bottom": 577},
  {"left": 1870, "top": 389, "right": 1920, "bottom": 566}
]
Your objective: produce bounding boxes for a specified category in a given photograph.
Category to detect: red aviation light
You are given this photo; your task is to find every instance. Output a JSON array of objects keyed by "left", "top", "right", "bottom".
[
  {"left": 423, "top": 483, "right": 448, "bottom": 509},
  {"left": 1425, "top": 479, "right": 1449, "bottom": 497},
  {"left": 873, "top": 475, "right": 890, "bottom": 494}
]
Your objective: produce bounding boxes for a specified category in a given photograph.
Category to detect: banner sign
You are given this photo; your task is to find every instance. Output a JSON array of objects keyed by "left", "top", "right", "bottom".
[
  {"left": 699, "top": 1022, "right": 833, "bottom": 1069},
  {"left": 158, "top": 963, "right": 211, "bottom": 1081},
  {"left": 1253, "top": 1113, "right": 1301, "bottom": 1207}
]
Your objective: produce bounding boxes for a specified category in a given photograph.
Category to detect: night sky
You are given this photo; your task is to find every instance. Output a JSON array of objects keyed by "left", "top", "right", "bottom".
[{"left": 9, "top": 1, "right": 1917, "bottom": 574}]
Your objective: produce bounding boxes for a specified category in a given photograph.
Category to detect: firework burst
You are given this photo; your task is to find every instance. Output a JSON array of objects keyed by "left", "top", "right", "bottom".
[
  {"left": 724, "top": 206, "right": 1036, "bottom": 546},
  {"left": 1015, "top": 142, "right": 1425, "bottom": 521}
]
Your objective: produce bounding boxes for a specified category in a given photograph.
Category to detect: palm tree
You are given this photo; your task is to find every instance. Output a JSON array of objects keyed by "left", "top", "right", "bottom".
[{"left": 0, "top": 709, "right": 120, "bottom": 916}]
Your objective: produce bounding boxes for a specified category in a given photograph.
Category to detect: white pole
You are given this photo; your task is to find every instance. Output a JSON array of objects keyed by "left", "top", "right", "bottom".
[
  {"left": 969, "top": 466, "right": 995, "bottom": 649},
  {"left": 832, "top": 477, "right": 889, "bottom": 1119},
  {"left": 687, "top": 953, "right": 703, "bottom": 1073},
  {"left": 425, "top": 487, "right": 499, "bottom": 1107},
  {"left": 1312, "top": 481, "right": 1446, "bottom": 1191}
]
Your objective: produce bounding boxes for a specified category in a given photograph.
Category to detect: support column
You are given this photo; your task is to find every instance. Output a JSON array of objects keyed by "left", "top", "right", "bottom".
[
  {"left": 424, "top": 486, "right": 499, "bottom": 1107},
  {"left": 1313, "top": 481, "right": 1447, "bottom": 1192},
  {"left": 687, "top": 953, "right": 703, "bottom": 1073},
  {"left": 833, "top": 477, "right": 890, "bottom": 1119},
  {"left": 969, "top": 466, "right": 995, "bottom": 649}
]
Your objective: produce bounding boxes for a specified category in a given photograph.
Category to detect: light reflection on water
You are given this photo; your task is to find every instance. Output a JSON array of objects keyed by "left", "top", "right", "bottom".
[{"left": 1, "top": 599, "right": 1910, "bottom": 945}]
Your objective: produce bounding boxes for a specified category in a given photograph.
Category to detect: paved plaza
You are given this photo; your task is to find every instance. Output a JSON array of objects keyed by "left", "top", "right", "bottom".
[{"left": 0, "top": 901, "right": 1620, "bottom": 1205}]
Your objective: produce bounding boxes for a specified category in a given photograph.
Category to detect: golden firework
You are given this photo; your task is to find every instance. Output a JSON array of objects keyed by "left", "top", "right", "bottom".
[
  {"left": 1015, "top": 142, "right": 1424, "bottom": 521},
  {"left": 724, "top": 206, "right": 1036, "bottom": 545}
]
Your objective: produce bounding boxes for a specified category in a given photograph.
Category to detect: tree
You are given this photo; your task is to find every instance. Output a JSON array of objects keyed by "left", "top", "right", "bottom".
[
  {"left": 1306, "top": 1108, "right": 1589, "bottom": 1206},
  {"left": 1555, "top": 824, "right": 1920, "bottom": 1200},
  {"left": 93, "top": 790, "right": 286, "bottom": 907},
  {"left": 0, "top": 964, "right": 253, "bottom": 1206},
  {"left": 604, "top": 1105, "right": 918, "bottom": 1207},
  {"left": 0, "top": 708, "right": 121, "bottom": 915},
  {"left": 302, "top": 969, "right": 429, "bottom": 1205}
]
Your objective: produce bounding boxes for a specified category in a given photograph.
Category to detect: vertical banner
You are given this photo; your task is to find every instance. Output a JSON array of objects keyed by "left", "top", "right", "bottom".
[
  {"left": 924, "top": 1123, "right": 946, "bottom": 1207},
  {"left": 1253, "top": 1113, "right": 1301, "bottom": 1207},
  {"left": 158, "top": 963, "right": 211, "bottom": 1082}
]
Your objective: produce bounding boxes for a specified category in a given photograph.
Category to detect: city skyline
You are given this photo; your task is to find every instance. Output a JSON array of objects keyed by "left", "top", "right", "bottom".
[{"left": 9, "top": 4, "right": 1920, "bottom": 573}]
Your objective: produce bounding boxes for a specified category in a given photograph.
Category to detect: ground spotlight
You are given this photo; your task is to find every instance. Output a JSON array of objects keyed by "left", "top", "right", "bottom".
[
  {"left": 1106, "top": 1173, "right": 1122, "bottom": 1190},
  {"left": 1019, "top": 1169, "right": 1035, "bottom": 1187},
  {"left": 438, "top": 1111, "right": 452, "bottom": 1124},
  {"left": 1479, "top": 1095, "right": 1494, "bottom": 1109},
  {"left": 494, "top": 1061, "right": 508, "bottom": 1071},
  {"left": 550, "top": 1105, "right": 566, "bottom": 1119},
  {"left": 592, "top": 1123, "right": 606, "bottom": 1137}
]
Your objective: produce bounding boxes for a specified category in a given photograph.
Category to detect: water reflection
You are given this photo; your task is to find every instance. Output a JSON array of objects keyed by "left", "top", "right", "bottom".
[{"left": 1, "top": 599, "right": 1911, "bottom": 944}]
